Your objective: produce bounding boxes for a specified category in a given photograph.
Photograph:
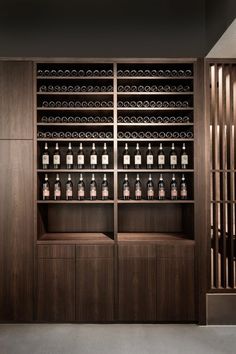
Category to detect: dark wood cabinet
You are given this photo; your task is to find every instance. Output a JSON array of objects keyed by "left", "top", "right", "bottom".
[
  {"left": 36, "top": 245, "right": 75, "bottom": 322},
  {"left": 156, "top": 243, "right": 195, "bottom": 321},
  {"left": 118, "top": 245, "right": 157, "bottom": 321},
  {"left": 0, "top": 140, "right": 34, "bottom": 321},
  {"left": 76, "top": 245, "right": 114, "bottom": 322},
  {"left": 0, "top": 61, "right": 33, "bottom": 139}
]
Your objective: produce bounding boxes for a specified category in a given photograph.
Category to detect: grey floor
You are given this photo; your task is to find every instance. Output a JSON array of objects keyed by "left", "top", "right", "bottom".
[{"left": 0, "top": 324, "right": 236, "bottom": 354}]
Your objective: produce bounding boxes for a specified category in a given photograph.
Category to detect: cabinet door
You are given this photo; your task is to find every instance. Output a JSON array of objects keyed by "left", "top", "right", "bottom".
[
  {"left": 76, "top": 245, "right": 114, "bottom": 322},
  {"left": 118, "top": 245, "right": 156, "bottom": 321},
  {"left": 0, "top": 140, "right": 33, "bottom": 321},
  {"left": 0, "top": 61, "right": 33, "bottom": 139},
  {"left": 156, "top": 243, "right": 195, "bottom": 322},
  {"left": 36, "top": 245, "right": 75, "bottom": 322}
]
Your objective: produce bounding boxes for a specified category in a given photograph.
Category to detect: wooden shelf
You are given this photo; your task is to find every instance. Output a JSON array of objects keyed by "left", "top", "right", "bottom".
[
  {"left": 37, "top": 200, "right": 114, "bottom": 204},
  {"left": 117, "top": 92, "right": 194, "bottom": 95},
  {"left": 118, "top": 199, "right": 194, "bottom": 204},
  {"left": 37, "top": 138, "right": 114, "bottom": 141},
  {"left": 37, "top": 169, "right": 114, "bottom": 173},
  {"left": 37, "top": 108, "right": 114, "bottom": 111},
  {"left": 117, "top": 232, "right": 195, "bottom": 243},
  {"left": 117, "top": 76, "right": 194, "bottom": 80},
  {"left": 117, "top": 123, "right": 193, "bottom": 126},
  {"left": 37, "top": 76, "right": 113, "bottom": 80},
  {"left": 37, "top": 232, "right": 114, "bottom": 244},
  {"left": 117, "top": 169, "right": 194, "bottom": 173},
  {"left": 117, "top": 107, "right": 193, "bottom": 111},
  {"left": 37, "top": 92, "right": 114, "bottom": 95},
  {"left": 117, "top": 138, "right": 194, "bottom": 142},
  {"left": 37, "top": 123, "right": 113, "bottom": 126}
]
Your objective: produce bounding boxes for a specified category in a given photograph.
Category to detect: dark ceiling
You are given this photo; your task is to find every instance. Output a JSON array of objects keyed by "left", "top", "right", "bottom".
[{"left": 0, "top": 0, "right": 235, "bottom": 57}]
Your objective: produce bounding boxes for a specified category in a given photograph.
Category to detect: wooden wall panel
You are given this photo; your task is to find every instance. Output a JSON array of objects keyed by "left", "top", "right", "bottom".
[
  {"left": 0, "top": 140, "right": 33, "bottom": 321},
  {"left": 0, "top": 61, "right": 33, "bottom": 139}
]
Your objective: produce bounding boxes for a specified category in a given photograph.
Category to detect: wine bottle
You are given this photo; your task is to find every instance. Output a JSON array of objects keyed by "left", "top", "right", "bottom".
[
  {"left": 53, "top": 143, "right": 60, "bottom": 169},
  {"left": 77, "top": 143, "right": 85, "bottom": 169},
  {"left": 157, "top": 143, "right": 165, "bottom": 169},
  {"left": 90, "top": 173, "right": 97, "bottom": 200},
  {"left": 134, "top": 143, "right": 142, "bottom": 169},
  {"left": 181, "top": 143, "right": 188, "bottom": 169},
  {"left": 170, "top": 174, "right": 178, "bottom": 200},
  {"left": 54, "top": 174, "right": 61, "bottom": 200},
  {"left": 78, "top": 173, "right": 85, "bottom": 200},
  {"left": 42, "top": 142, "right": 50, "bottom": 169},
  {"left": 158, "top": 174, "right": 165, "bottom": 200},
  {"left": 123, "top": 143, "right": 130, "bottom": 169},
  {"left": 90, "top": 143, "right": 97, "bottom": 169},
  {"left": 146, "top": 143, "right": 153, "bottom": 169},
  {"left": 66, "top": 174, "right": 73, "bottom": 200},
  {"left": 170, "top": 143, "right": 177, "bottom": 169},
  {"left": 66, "top": 142, "right": 74, "bottom": 169},
  {"left": 42, "top": 174, "right": 50, "bottom": 200},
  {"left": 180, "top": 174, "right": 188, "bottom": 200},
  {"left": 147, "top": 174, "right": 154, "bottom": 200},
  {"left": 101, "top": 174, "right": 109, "bottom": 200},
  {"left": 135, "top": 174, "right": 142, "bottom": 200},
  {"left": 123, "top": 174, "right": 130, "bottom": 200},
  {"left": 102, "top": 143, "right": 109, "bottom": 169}
]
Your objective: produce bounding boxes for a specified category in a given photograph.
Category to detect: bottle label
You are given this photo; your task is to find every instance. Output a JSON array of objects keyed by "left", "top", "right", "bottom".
[
  {"left": 78, "top": 188, "right": 85, "bottom": 197},
  {"left": 171, "top": 187, "right": 178, "bottom": 197},
  {"left": 102, "top": 187, "right": 109, "bottom": 197},
  {"left": 158, "top": 155, "right": 165, "bottom": 165},
  {"left": 102, "top": 155, "right": 109, "bottom": 165},
  {"left": 135, "top": 155, "right": 142, "bottom": 165},
  {"left": 147, "top": 155, "right": 153, "bottom": 165},
  {"left": 181, "top": 187, "right": 187, "bottom": 197},
  {"left": 181, "top": 155, "right": 188, "bottom": 165},
  {"left": 66, "top": 155, "right": 73, "bottom": 165},
  {"left": 147, "top": 188, "right": 154, "bottom": 197},
  {"left": 135, "top": 188, "right": 142, "bottom": 197},
  {"left": 90, "top": 187, "right": 97, "bottom": 197},
  {"left": 77, "top": 155, "right": 84, "bottom": 165},
  {"left": 123, "top": 187, "right": 130, "bottom": 197},
  {"left": 43, "top": 186, "right": 50, "bottom": 197},
  {"left": 158, "top": 187, "right": 165, "bottom": 197},
  {"left": 53, "top": 155, "right": 60, "bottom": 165},
  {"left": 54, "top": 188, "right": 61, "bottom": 197},
  {"left": 170, "top": 156, "right": 177, "bottom": 165},
  {"left": 90, "top": 155, "right": 97, "bottom": 165},
  {"left": 42, "top": 155, "right": 49, "bottom": 165},
  {"left": 66, "top": 187, "right": 73, "bottom": 197},
  {"left": 123, "top": 155, "right": 130, "bottom": 165}
]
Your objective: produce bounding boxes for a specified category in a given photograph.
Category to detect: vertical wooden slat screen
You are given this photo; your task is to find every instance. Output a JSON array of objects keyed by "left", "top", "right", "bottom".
[{"left": 209, "top": 62, "right": 236, "bottom": 290}]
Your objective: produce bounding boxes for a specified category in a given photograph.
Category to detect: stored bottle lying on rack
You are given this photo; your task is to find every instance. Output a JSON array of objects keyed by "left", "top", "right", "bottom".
[
  {"left": 40, "top": 142, "right": 112, "bottom": 169},
  {"left": 117, "top": 84, "right": 191, "bottom": 93},
  {"left": 37, "top": 131, "right": 113, "bottom": 139},
  {"left": 41, "top": 100, "right": 113, "bottom": 108},
  {"left": 40, "top": 115, "right": 113, "bottom": 123},
  {"left": 117, "top": 115, "right": 190, "bottom": 124},
  {"left": 41, "top": 173, "right": 111, "bottom": 200},
  {"left": 37, "top": 68, "right": 113, "bottom": 77},
  {"left": 117, "top": 68, "right": 192, "bottom": 77},
  {"left": 38, "top": 84, "right": 113, "bottom": 93},
  {"left": 117, "top": 100, "right": 189, "bottom": 108},
  {"left": 121, "top": 173, "right": 188, "bottom": 200},
  {"left": 117, "top": 131, "right": 193, "bottom": 139}
]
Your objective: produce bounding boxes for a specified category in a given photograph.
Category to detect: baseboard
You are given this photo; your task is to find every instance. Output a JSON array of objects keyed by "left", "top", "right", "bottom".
[{"left": 206, "top": 293, "right": 236, "bottom": 325}]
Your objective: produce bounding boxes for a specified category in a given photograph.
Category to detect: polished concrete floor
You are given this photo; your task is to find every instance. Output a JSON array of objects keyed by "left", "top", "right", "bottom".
[{"left": 0, "top": 324, "right": 236, "bottom": 354}]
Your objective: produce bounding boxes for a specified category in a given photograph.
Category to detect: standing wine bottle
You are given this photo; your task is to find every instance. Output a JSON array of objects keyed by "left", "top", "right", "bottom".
[
  {"left": 77, "top": 143, "right": 85, "bottom": 169},
  {"left": 42, "top": 142, "right": 50, "bottom": 169},
  {"left": 170, "top": 174, "right": 178, "bottom": 200},
  {"left": 157, "top": 173, "right": 165, "bottom": 200},
  {"left": 134, "top": 143, "right": 142, "bottom": 169},
  {"left": 90, "top": 173, "right": 97, "bottom": 200},
  {"left": 78, "top": 173, "right": 85, "bottom": 200},
  {"left": 181, "top": 143, "right": 188, "bottom": 169},
  {"left": 90, "top": 143, "right": 97, "bottom": 169},
  {"left": 54, "top": 174, "right": 61, "bottom": 200},
  {"left": 157, "top": 143, "right": 165, "bottom": 169},
  {"left": 42, "top": 174, "right": 50, "bottom": 200},
  {"left": 53, "top": 143, "right": 60, "bottom": 169},
  {"left": 170, "top": 143, "right": 177, "bottom": 169},
  {"left": 134, "top": 174, "right": 142, "bottom": 200},
  {"left": 101, "top": 174, "right": 109, "bottom": 200},
  {"left": 66, "top": 174, "right": 73, "bottom": 200},
  {"left": 146, "top": 143, "right": 154, "bottom": 169},
  {"left": 147, "top": 174, "right": 154, "bottom": 200},
  {"left": 101, "top": 143, "right": 109, "bottom": 169},
  {"left": 66, "top": 142, "right": 74, "bottom": 169},
  {"left": 180, "top": 174, "right": 188, "bottom": 200},
  {"left": 123, "top": 143, "right": 130, "bottom": 169},
  {"left": 122, "top": 174, "right": 130, "bottom": 200}
]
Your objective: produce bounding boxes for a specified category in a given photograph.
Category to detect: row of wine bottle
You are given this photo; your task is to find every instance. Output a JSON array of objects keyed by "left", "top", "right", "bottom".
[
  {"left": 117, "top": 69, "right": 192, "bottom": 77},
  {"left": 39, "top": 84, "right": 113, "bottom": 93},
  {"left": 122, "top": 174, "right": 188, "bottom": 200},
  {"left": 37, "top": 69, "right": 113, "bottom": 77},
  {"left": 41, "top": 100, "right": 113, "bottom": 108},
  {"left": 42, "top": 143, "right": 111, "bottom": 169},
  {"left": 117, "top": 131, "right": 193, "bottom": 139},
  {"left": 117, "top": 85, "right": 191, "bottom": 93},
  {"left": 118, "top": 115, "right": 190, "bottom": 123},
  {"left": 41, "top": 115, "right": 113, "bottom": 123},
  {"left": 41, "top": 142, "right": 189, "bottom": 170},
  {"left": 117, "top": 100, "right": 189, "bottom": 108},
  {"left": 37, "top": 131, "right": 113, "bottom": 139},
  {"left": 42, "top": 173, "right": 110, "bottom": 200}
]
